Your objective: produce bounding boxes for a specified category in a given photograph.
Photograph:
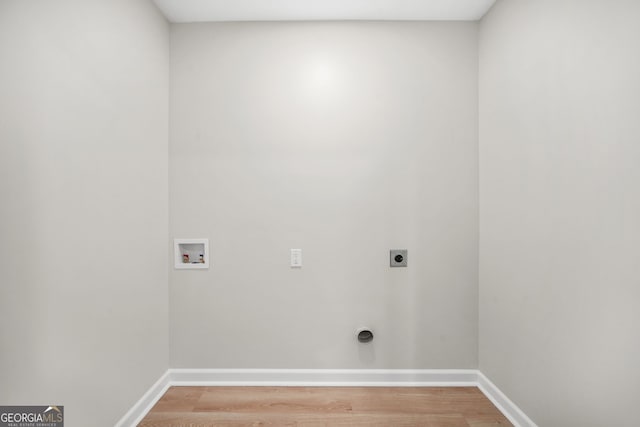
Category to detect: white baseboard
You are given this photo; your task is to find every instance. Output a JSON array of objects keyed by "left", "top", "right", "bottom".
[
  {"left": 169, "top": 368, "right": 478, "bottom": 387},
  {"left": 114, "top": 370, "right": 171, "bottom": 427},
  {"left": 477, "top": 371, "right": 538, "bottom": 427},
  {"left": 118, "top": 369, "right": 536, "bottom": 427}
]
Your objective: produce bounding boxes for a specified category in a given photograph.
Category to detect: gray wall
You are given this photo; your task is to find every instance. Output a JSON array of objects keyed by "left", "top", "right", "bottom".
[
  {"left": 170, "top": 22, "right": 479, "bottom": 369},
  {"left": 479, "top": 1, "right": 640, "bottom": 426},
  {"left": 0, "top": 1, "right": 169, "bottom": 425},
  {"left": 7, "top": 1, "right": 637, "bottom": 423}
]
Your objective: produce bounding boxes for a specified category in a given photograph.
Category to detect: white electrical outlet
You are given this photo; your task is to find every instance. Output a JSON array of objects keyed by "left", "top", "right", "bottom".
[{"left": 290, "top": 248, "right": 302, "bottom": 268}]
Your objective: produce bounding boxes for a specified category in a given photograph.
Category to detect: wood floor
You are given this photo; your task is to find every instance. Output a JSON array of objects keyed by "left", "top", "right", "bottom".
[{"left": 139, "top": 386, "right": 513, "bottom": 427}]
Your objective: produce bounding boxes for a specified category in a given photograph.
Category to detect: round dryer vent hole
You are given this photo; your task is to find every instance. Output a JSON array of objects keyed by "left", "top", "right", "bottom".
[{"left": 357, "top": 329, "right": 374, "bottom": 343}]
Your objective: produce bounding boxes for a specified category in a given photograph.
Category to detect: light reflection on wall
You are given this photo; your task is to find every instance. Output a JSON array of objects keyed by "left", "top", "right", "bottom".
[{"left": 297, "top": 53, "right": 347, "bottom": 105}]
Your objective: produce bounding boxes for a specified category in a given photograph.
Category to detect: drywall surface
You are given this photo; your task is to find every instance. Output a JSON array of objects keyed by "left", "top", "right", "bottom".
[
  {"left": 479, "top": 1, "right": 640, "bottom": 425},
  {"left": 0, "top": 1, "right": 169, "bottom": 425},
  {"left": 170, "top": 22, "right": 479, "bottom": 368}
]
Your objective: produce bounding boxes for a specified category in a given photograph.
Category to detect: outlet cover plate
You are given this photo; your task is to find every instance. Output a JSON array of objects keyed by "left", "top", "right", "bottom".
[{"left": 390, "top": 249, "right": 407, "bottom": 267}]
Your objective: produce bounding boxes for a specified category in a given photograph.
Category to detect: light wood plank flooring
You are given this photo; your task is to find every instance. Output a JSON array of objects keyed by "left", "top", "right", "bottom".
[{"left": 139, "top": 386, "right": 513, "bottom": 426}]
